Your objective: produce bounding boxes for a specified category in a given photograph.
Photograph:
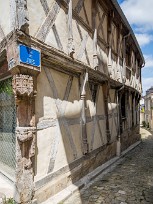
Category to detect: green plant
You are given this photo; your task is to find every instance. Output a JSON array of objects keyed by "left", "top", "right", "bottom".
[
  {"left": 142, "top": 121, "right": 146, "bottom": 127},
  {"left": 5, "top": 198, "right": 15, "bottom": 204},
  {"left": 0, "top": 78, "right": 13, "bottom": 95}
]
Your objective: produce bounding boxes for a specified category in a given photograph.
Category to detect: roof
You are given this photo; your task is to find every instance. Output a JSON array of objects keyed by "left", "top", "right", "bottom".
[
  {"left": 110, "top": 0, "right": 145, "bottom": 64},
  {"left": 146, "top": 87, "right": 153, "bottom": 95}
]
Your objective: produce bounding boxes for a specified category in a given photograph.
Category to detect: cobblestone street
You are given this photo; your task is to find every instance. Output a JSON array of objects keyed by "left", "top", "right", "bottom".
[{"left": 63, "top": 128, "right": 153, "bottom": 204}]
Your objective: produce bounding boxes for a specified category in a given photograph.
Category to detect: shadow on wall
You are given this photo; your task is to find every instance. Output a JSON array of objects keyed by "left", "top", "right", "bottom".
[{"left": 34, "top": 63, "right": 119, "bottom": 203}]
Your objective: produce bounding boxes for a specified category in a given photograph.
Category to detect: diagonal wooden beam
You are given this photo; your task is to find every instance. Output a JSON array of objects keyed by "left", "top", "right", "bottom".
[
  {"left": 97, "top": 12, "right": 105, "bottom": 33},
  {"left": 63, "top": 76, "right": 73, "bottom": 101},
  {"left": 43, "top": 67, "right": 58, "bottom": 99},
  {"left": 36, "top": 1, "right": 61, "bottom": 42},
  {"left": 43, "top": 67, "right": 78, "bottom": 173},
  {"left": 76, "top": 22, "right": 90, "bottom": 65},
  {"left": 83, "top": 3, "right": 89, "bottom": 25},
  {"left": 52, "top": 25, "right": 64, "bottom": 51},
  {"left": 95, "top": 86, "right": 105, "bottom": 145},
  {"left": 40, "top": 0, "right": 64, "bottom": 51},
  {"left": 97, "top": 7, "right": 106, "bottom": 41},
  {"left": 40, "top": 0, "right": 50, "bottom": 15},
  {"left": 97, "top": 119, "right": 105, "bottom": 145},
  {"left": 75, "top": 0, "right": 85, "bottom": 14},
  {"left": 90, "top": 85, "right": 100, "bottom": 150},
  {"left": 0, "top": 25, "right": 5, "bottom": 40},
  {"left": 77, "top": 33, "right": 89, "bottom": 60}
]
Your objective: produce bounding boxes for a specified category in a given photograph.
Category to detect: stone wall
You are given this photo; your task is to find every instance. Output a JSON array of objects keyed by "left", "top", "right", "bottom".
[{"left": 121, "top": 125, "right": 140, "bottom": 152}]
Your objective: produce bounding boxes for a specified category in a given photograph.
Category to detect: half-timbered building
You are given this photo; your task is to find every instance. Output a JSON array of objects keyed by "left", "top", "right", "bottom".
[{"left": 0, "top": 0, "right": 144, "bottom": 203}]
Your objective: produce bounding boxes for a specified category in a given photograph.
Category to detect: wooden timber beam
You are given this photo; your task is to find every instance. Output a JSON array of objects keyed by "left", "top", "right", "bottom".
[
  {"left": 80, "top": 71, "right": 89, "bottom": 154},
  {"left": 102, "top": 82, "right": 111, "bottom": 144},
  {"left": 68, "top": 0, "right": 75, "bottom": 57},
  {"left": 92, "top": 0, "right": 98, "bottom": 70}
]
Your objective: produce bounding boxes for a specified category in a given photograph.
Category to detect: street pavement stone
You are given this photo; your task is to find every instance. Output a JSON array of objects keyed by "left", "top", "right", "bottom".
[{"left": 63, "top": 128, "right": 153, "bottom": 204}]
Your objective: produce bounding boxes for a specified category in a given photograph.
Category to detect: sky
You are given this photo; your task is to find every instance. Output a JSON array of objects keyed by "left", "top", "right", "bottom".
[{"left": 117, "top": 0, "right": 153, "bottom": 96}]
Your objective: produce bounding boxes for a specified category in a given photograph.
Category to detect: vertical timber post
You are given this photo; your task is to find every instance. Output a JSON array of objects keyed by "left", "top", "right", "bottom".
[
  {"left": 92, "top": 0, "right": 98, "bottom": 70},
  {"left": 80, "top": 72, "right": 88, "bottom": 154},
  {"left": 107, "top": 12, "right": 112, "bottom": 76},
  {"left": 12, "top": 74, "right": 37, "bottom": 203},
  {"left": 116, "top": 89, "right": 121, "bottom": 156},
  {"left": 68, "top": 0, "right": 75, "bottom": 57},
  {"left": 102, "top": 82, "right": 111, "bottom": 144}
]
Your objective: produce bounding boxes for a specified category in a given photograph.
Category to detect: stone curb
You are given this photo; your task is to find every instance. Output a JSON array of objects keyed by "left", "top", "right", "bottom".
[{"left": 42, "top": 141, "right": 141, "bottom": 204}]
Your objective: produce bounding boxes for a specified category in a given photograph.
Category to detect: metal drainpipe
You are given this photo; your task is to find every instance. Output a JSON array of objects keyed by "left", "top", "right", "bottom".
[{"left": 116, "top": 32, "right": 130, "bottom": 156}]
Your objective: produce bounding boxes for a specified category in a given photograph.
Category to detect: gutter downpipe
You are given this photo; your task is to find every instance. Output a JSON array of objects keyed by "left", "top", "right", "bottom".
[{"left": 116, "top": 32, "right": 130, "bottom": 157}]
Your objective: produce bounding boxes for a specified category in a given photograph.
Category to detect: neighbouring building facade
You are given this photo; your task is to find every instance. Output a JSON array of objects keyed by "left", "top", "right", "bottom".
[
  {"left": 140, "top": 97, "right": 145, "bottom": 126},
  {"left": 144, "top": 87, "right": 153, "bottom": 130},
  {"left": 0, "top": 0, "right": 144, "bottom": 203}
]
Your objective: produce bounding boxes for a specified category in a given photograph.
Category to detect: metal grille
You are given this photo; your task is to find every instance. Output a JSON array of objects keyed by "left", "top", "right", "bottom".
[{"left": 0, "top": 78, "right": 16, "bottom": 175}]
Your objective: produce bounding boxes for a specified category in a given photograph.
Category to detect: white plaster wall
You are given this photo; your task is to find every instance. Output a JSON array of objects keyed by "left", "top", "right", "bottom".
[
  {"left": 35, "top": 68, "right": 83, "bottom": 179},
  {"left": 35, "top": 67, "right": 110, "bottom": 180},
  {"left": 27, "top": 0, "right": 46, "bottom": 36},
  {"left": 0, "top": 0, "right": 11, "bottom": 40},
  {"left": 86, "top": 85, "right": 107, "bottom": 151},
  {"left": 46, "top": 6, "right": 68, "bottom": 54},
  {"left": 26, "top": 0, "right": 112, "bottom": 75}
]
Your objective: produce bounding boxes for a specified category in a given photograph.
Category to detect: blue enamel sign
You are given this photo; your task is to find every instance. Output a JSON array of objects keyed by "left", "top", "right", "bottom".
[{"left": 19, "top": 44, "right": 41, "bottom": 67}]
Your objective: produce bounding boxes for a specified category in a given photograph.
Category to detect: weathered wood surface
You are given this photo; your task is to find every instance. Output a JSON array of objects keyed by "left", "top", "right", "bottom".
[
  {"left": 0, "top": 25, "right": 5, "bottom": 39},
  {"left": 40, "top": 0, "right": 50, "bottom": 15},
  {"left": 16, "top": 0, "right": 29, "bottom": 32},
  {"left": 36, "top": 1, "right": 61, "bottom": 42},
  {"left": 75, "top": 0, "right": 85, "bottom": 14},
  {"left": 68, "top": 0, "right": 75, "bottom": 56},
  {"left": 10, "top": 0, "right": 17, "bottom": 30},
  {"left": 77, "top": 33, "right": 89, "bottom": 60},
  {"left": 63, "top": 76, "right": 73, "bottom": 101}
]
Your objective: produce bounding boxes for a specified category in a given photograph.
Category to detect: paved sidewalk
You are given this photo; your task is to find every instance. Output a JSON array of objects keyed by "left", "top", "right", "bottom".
[{"left": 63, "top": 128, "right": 153, "bottom": 204}]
